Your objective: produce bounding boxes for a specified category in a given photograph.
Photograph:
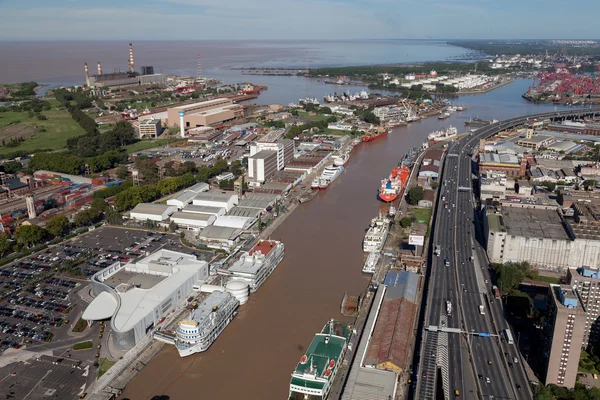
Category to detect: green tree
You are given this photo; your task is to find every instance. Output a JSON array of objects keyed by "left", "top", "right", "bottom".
[
  {"left": 90, "top": 198, "right": 108, "bottom": 213},
  {"left": 14, "top": 224, "right": 46, "bottom": 248},
  {"left": 116, "top": 165, "right": 130, "bottom": 180},
  {"left": 45, "top": 216, "right": 70, "bottom": 237},
  {"left": 400, "top": 217, "right": 412, "bottom": 228},
  {"left": 43, "top": 198, "right": 58, "bottom": 210},
  {"left": 494, "top": 261, "right": 534, "bottom": 294},
  {"left": 407, "top": 186, "right": 425, "bottom": 205},
  {"left": 539, "top": 180, "right": 556, "bottom": 192},
  {"left": 169, "top": 221, "right": 178, "bottom": 233},
  {"left": 0, "top": 232, "right": 12, "bottom": 257},
  {"left": 583, "top": 179, "right": 598, "bottom": 190},
  {"left": 105, "top": 208, "right": 123, "bottom": 225}
]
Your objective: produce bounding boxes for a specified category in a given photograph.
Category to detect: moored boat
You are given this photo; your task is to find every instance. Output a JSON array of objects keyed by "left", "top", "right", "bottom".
[
  {"left": 318, "top": 165, "right": 344, "bottom": 189},
  {"left": 378, "top": 165, "right": 410, "bottom": 202},
  {"left": 361, "top": 127, "right": 388, "bottom": 143}
]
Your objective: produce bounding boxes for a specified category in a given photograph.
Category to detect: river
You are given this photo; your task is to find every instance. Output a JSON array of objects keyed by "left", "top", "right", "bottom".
[{"left": 119, "top": 79, "right": 566, "bottom": 399}]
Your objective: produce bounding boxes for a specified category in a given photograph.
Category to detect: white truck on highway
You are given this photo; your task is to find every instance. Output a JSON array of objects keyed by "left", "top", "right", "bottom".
[
  {"left": 434, "top": 245, "right": 441, "bottom": 256},
  {"left": 446, "top": 301, "right": 452, "bottom": 316},
  {"left": 479, "top": 305, "right": 485, "bottom": 315}
]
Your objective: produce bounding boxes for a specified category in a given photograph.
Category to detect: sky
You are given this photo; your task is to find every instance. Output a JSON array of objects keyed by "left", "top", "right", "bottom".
[{"left": 0, "top": 0, "right": 598, "bottom": 41}]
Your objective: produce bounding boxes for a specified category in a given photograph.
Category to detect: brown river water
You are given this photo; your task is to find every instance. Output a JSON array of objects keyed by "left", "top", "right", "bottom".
[
  {"left": 120, "top": 80, "right": 563, "bottom": 399},
  {"left": 121, "top": 117, "right": 463, "bottom": 400}
]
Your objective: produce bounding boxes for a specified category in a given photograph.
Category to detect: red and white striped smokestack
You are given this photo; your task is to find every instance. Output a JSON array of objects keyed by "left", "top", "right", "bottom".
[
  {"left": 129, "top": 43, "right": 134, "bottom": 73},
  {"left": 97, "top": 62, "right": 102, "bottom": 75}
]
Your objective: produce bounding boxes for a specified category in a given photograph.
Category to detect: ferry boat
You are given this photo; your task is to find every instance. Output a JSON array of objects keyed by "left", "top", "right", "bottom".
[
  {"left": 174, "top": 291, "right": 239, "bottom": 357},
  {"left": 227, "top": 240, "right": 285, "bottom": 293},
  {"left": 289, "top": 320, "right": 353, "bottom": 400},
  {"left": 406, "top": 114, "right": 420, "bottom": 122},
  {"left": 363, "top": 214, "right": 390, "bottom": 253},
  {"left": 332, "top": 152, "right": 349, "bottom": 166},
  {"left": 362, "top": 252, "right": 381, "bottom": 274},
  {"left": 378, "top": 165, "right": 410, "bottom": 202},
  {"left": 318, "top": 165, "right": 345, "bottom": 189},
  {"left": 427, "top": 126, "right": 458, "bottom": 141},
  {"left": 361, "top": 127, "right": 388, "bottom": 143}
]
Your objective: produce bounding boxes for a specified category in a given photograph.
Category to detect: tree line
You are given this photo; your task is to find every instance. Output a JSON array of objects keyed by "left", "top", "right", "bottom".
[{"left": 29, "top": 150, "right": 128, "bottom": 175}]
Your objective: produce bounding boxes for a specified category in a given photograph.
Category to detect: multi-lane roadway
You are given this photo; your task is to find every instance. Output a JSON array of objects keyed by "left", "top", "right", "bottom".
[{"left": 417, "top": 108, "right": 600, "bottom": 400}]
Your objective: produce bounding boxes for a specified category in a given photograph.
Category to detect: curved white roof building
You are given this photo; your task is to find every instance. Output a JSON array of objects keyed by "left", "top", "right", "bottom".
[{"left": 84, "top": 250, "right": 209, "bottom": 350}]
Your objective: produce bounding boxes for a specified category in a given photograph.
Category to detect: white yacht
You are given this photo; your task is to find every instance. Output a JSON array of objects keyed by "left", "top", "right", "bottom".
[
  {"left": 174, "top": 291, "right": 239, "bottom": 357},
  {"left": 363, "top": 214, "right": 390, "bottom": 253},
  {"left": 362, "top": 252, "right": 381, "bottom": 274},
  {"left": 318, "top": 165, "right": 345, "bottom": 189}
]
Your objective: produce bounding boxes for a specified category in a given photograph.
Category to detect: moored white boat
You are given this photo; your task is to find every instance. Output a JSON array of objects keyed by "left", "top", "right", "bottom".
[{"left": 318, "top": 165, "right": 345, "bottom": 189}]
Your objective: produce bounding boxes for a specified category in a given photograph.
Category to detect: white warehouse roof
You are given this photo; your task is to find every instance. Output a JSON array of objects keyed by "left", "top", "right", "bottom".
[
  {"left": 130, "top": 203, "right": 177, "bottom": 216},
  {"left": 213, "top": 215, "right": 255, "bottom": 229},
  {"left": 82, "top": 292, "right": 118, "bottom": 320}
]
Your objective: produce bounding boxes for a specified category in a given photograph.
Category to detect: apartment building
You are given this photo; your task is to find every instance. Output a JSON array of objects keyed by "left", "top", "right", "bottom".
[
  {"left": 567, "top": 267, "right": 600, "bottom": 347},
  {"left": 543, "top": 285, "right": 586, "bottom": 388}
]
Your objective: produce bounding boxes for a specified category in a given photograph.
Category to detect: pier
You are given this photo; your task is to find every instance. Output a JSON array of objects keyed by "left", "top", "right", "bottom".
[{"left": 231, "top": 67, "right": 309, "bottom": 76}]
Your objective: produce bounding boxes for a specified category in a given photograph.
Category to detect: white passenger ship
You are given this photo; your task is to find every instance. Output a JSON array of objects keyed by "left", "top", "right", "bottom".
[
  {"left": 227, "top": 240, "right": 285, "bottom": 293},
  {"left": 175, "top": 291, "right": 239, "bottom": 357}
]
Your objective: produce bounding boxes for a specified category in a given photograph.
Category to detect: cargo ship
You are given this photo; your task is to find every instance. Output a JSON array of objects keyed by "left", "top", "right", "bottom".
[
  {"left": 174, "top": 291, "right": 239, "bottom": 357},
  {"left": 363, "top": 213, "right": 390, "bottom": 253},
  {"left": 227, "top": 240, "right": 285, "bottom": 293},
  {"left": 289, "top": 320, "right": 353, "bottom": 400},
  {"left": 361, "top": 127, "right": 388, "bottom": 143},
  {"left": 378, "top": 165, "right": 410, "bottom": 202}
]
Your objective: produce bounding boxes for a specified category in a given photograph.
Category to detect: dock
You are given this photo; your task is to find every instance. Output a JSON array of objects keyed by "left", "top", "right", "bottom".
[{"left": 231, "top": 67, "right": 309, "bottom": 76}]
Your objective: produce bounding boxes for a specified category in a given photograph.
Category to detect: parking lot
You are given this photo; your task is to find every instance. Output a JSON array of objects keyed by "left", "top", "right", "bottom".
[
  {"left": 0, "top": 226, "right": 215, "bottom": 360},
  {"left": 0, "top": 354, "right": 89, "bottom": 399}
]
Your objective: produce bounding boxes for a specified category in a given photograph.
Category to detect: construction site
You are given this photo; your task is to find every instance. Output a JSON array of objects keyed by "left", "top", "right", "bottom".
[{"left": 523, "top": 65, "right": 600, "bottom": 105}]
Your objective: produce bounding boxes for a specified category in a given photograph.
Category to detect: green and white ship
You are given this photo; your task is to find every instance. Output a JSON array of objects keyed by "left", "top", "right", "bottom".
[{"left": 289, "top": 319, "right": 354, "bottom": 400}]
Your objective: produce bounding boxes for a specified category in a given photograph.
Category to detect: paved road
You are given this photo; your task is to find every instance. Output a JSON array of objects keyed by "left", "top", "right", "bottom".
[{"left": 417, "top": 107, "right": 600, "bottom": 400}]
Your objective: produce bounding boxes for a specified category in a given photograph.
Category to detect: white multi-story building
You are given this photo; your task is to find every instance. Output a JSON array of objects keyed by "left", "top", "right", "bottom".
[
  {"left": 484, "top": 203, "right": 600, "bottom": 272},
  {"left": 248, "top": 139, "right": 295, "bottom": 185}
]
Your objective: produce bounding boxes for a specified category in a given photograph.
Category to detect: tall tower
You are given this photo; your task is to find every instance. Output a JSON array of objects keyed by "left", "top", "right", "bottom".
[
  {"left": 197, "top": 54, "right": 202, "bottom": 79},
  {"left": 132, "top": 170, "right": 140, "bottom": 186},
  {"left": 129, "top": 43, "right": 135, "bottom": 73},
  {"left": 26, "top": 195, "right": 36, "bottom": 219},
  {"left": 84, "top": 63, "right": 89, "bottom": 86},
  {"left": 97, "top": 62, "right": 102, "bottom": 75},
  {"left": 179, "top": 111, "right": 185, "bottom": 138}
]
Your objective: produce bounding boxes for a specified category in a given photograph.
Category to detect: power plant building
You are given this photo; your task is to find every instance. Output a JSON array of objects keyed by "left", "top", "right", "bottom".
[{"left": 167, "top": 99, "right": 243, "bottom": 128}]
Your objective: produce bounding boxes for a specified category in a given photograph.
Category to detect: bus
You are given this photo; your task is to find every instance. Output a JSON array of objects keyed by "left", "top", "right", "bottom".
[{"left": 504, "top": 329, "right": 514, "bottom": 345}]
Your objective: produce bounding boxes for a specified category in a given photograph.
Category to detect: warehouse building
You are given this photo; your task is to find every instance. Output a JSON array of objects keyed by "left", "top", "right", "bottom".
[
  {"left": 170, "top": 211, "right": 216, "bottom": 231},
  {"left": 192, "top": 192, "right": 238, "bottom": 211},
  {"left": 129, "top": 203, "right": 178, "bottom": 222},
  {"left": 167, "top": 191, "right": 197, "bottom": 209},
  {"left": 364, "top": 271, "right": 419, "bottom": 373},
  {"left": 484, "top": 203, "right": 600, "bottom": 271},
  {"left": 479, "top": 153, "right": 527, "bottom": 177},
  {"left": 167, "top": 99, "right": 243, "bottom": 128},
  {"left": 198, "top": 225, "right": 243, "bottom": 249},
  {"left": 83, "top": 250, "right": 209, "bottom": 350},
  {"left": 182, "top": 204, "right": 226, "bottom": 218}
]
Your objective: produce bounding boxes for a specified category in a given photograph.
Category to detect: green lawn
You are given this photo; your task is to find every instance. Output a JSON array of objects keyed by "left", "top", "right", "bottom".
[
  {"left": 532, "top": 275, "right": 560, "bottom": 284},
  {"left": 0, "top": 109, "right": 85, "bottom": 155},
  {"left": 410, "top": 207, "right": 433, "bottom": 224},
  {"left": 98, "top": 358, "right": 116, "bottom": 377},
  {"left": 71, "top": 317, "right": 88, "bottom": 333},
  {"left": 72, "top": 341, "right": 93, "bottom": 351},
  {"left": 124, "top": 138, "right": 185, "bottom": 153},
  {"left": 324, "top": 128, "right": 354, "bottom": 136},
  {"left": 297, "top": 110, "right": 331, "bottom": 122}
]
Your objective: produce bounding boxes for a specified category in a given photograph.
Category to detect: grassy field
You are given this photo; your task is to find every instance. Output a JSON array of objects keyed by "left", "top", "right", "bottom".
[
  {"left": 71, "top": 317, "right": 88, "bottom": 333},
  {"left": 0, "top": 109, "right": 85, "bottom": 155},
  {"left": 297, "top": 110, "right": 331, "bottom": 122},
  {"left": 72, "top": 341, "right": 93, "bottom": 351},
  {"left": 324, "top": 128, "right": 354, "bottom": 136},
  {"left": 124, "top": 138, "right": 185, "bottom": 153},
  {"left": 410, "top": 207, "right": 433, "bottom": 224},
  {"left": 98, "top": 358, "right": 116, "bottom": 377}
]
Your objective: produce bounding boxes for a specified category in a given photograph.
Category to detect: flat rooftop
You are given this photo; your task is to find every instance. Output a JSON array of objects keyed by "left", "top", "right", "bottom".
[
  {"left": 103, "top": 269, "right": 166, "bottom": 290},
  {"left": 173, "top": 98, "right": 231, "bottom": 111},
  {"left": 501, "top": 206, "right": 569, "bottom": 240}
]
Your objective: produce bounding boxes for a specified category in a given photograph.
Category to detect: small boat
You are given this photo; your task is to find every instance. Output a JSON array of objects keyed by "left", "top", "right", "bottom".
[
  {"left": 333, "top": 153, "right": 349, "bottom": 166},
  {"left": 438, "top": 112, "right": 451, "bottom": 120}
]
